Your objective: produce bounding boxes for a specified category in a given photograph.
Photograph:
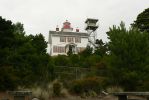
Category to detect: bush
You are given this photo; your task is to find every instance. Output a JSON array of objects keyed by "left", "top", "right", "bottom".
[
  {"left": 53, "top": 81, "right": 62, "bottom": 96},
  {"left": 70, "top": 77, "right": 104, "bottom": 95},
  {"left": 137, "top": 80, "right": 149, "bottom": 91}
]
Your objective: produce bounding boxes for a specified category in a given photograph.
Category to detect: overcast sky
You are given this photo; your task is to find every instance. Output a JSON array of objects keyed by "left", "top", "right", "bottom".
[{"left": 0, "top": 0, "right": 149, "bottom": 42}]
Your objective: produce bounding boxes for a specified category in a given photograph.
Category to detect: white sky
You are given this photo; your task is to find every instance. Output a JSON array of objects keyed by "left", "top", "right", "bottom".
[{"left": 0, "top": 0, "right": 149, "bottom": 42}]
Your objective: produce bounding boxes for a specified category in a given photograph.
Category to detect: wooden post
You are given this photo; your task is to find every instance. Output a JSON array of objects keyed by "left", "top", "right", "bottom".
[{"left": 118, "top": 95, "right": 127, "bottom": 100}]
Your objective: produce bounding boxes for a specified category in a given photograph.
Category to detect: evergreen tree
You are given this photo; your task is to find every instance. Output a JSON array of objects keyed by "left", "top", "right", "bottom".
[
  {"left": 94, "top": 39, "right": 108, "bottom": 57},
  {"left": 0, "top": 17, "right": 54, "bottom": 90},
  {"left": 106, "top": 22, "right": 149, "bottom": 90},
  {"left": 132, "top": 8, "right": 149, "bottom": 33}
]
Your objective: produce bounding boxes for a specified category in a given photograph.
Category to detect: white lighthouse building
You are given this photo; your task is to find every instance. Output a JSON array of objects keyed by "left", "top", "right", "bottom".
[{"left": 48, "top": 20, "right": 89, "bottom": 56}]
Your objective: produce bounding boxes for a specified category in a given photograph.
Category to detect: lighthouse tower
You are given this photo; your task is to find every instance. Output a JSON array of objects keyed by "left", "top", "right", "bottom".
[
  {"left": 61, "top": 20, "right": 73, "bottom": 32},
  {"left": 85, "top": 18, "right": 98, "bottom": 48}
]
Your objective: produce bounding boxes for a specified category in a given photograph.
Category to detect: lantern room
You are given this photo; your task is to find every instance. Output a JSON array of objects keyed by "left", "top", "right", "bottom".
[
  {"left": 61, "top": 20, "right": 73, "bottom": 32},
  {"left": 85, "top": 18, "right": 98, "bottom": 31}
]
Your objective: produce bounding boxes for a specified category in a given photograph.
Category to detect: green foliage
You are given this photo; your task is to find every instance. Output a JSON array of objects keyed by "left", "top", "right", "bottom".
[
  {"left": 69, "top": 54, "right": 80, "bottom": 67},
  {"left": 0, "top": 16, "right": 54, "bottom": 90},
  {"left": 0, "top": 16, "right": 17, "bottom": 90},
  {"left": 132, "top": 8, "right": 149, "bottom": 32},
  {"left": 14, "top": 22, "right": 25, "bottom": 35},
  {"left": 0, "top": 66, "right": 17, "bottom": 91},
  {"left": 84, "top": 55, "right": 101, "bottom": 68},
  {"left": 53, "top": 55, "right": 69, "bottom": 66},
  {"left": 0, "top": 16, "right": 15, "bottom": 49},
  {"left": 29, "top": 34, "right": 47, "bottom": 54},
  {"left": 70, "top": 77, "right": 104, "bottom": 95},
  {"left": 106, "top": 21, "right": 149, "bottom": 91},
  {"left": 94, "top": 39, "right": 108, "bottom": 57},
  {"left": 79, "top": 45, "right": 93, "bottom": 57}
]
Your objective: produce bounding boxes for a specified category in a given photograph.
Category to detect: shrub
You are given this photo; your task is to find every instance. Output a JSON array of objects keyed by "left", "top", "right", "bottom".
[
  {"left": 53, "top": 81, "right": 62, "bottom": 96},
  {"left": 137, "top": 80, "right": 149, "bottom": 91},
  {"left": 70, "top": 77, "right": 104, "bottom": 95}
]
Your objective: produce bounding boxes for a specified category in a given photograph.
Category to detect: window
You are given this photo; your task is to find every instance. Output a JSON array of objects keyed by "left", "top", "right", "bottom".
[
  {"left": 60, "top": 36, "right": 66, "bottom": 42},
  {"left": 75, "top": 37, "right": 81, "bottom": 43},
  {"left": 53, "top": 46, "right": 57, "bottom": 53},
  {"left": 53, "top": 46, "right": 65, "bottom": 53},
  {"left": 67, "top": 37, "right": 74, "bottom": 42}
]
